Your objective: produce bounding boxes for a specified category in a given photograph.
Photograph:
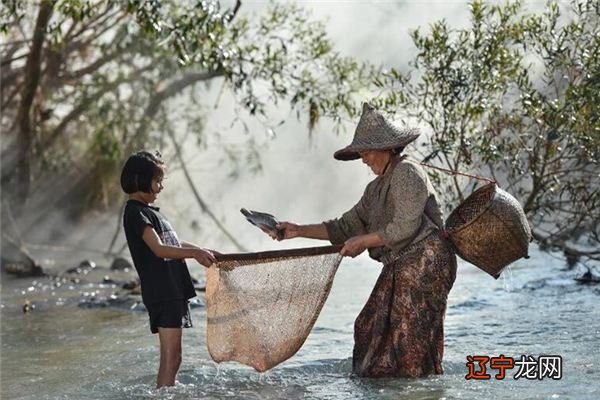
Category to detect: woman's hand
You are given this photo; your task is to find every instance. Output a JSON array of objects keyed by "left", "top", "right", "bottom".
[
  {"left": 193, "top": 248, "right": 216, "bottom": 267},
  {"left": 270, "top": 222, "right": 300, "bottom": 241},
  {"left": 340, "top": 235, "right": 369, "bottom": 258}
]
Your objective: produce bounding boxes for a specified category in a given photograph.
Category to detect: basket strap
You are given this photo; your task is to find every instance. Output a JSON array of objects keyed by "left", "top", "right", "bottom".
[
  {"left": 423, "top": 202, "right": 451, "bottom": 238},
  {"left": 415, "top": 160, "right": 496, "bottom": 185},
  {"left": 412, "top": 158, "right": 495, "bottom": 239}
]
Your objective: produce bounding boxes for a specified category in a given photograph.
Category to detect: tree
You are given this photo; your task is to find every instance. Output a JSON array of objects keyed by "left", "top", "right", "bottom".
[
  {"left": 1, "top": 0, "right": 373, "bottom": 250},
  {"left": 374, "top": 0, "right": 599, "bottom": 264}
]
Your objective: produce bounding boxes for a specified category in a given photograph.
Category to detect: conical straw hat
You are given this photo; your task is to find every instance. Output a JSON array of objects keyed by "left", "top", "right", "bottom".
[{"left": 334, "top": 103, "right": 420, "bottom": 161}]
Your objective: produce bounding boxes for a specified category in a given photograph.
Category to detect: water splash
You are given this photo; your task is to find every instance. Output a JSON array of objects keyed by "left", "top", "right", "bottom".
[{"left": 501, "top": 265, "right": 514, "bottom": 292}]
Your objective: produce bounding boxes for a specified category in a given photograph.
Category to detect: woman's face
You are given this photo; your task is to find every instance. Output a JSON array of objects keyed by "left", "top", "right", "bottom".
[{"left": 359, "top": 150, "right": 392, "bottom": 175}]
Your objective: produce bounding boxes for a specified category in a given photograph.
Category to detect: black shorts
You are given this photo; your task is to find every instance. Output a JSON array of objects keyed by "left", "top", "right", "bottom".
[{"left": 146, "top": 299, "right": 193, "bottom": 334}]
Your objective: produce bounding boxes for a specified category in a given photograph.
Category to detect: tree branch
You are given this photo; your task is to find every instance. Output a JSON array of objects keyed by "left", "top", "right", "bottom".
[
  {"left": 64, "top": 4, "right": 120, "bottom": 43},
  {"left": 131, "top": 70, "right": 225, "bottom": 147},
  {"left": 106, "top": 202, "right": 126, "bottom": 256},
  {"left": 44, "top": 64, "right": 155, "bottom": 148},
  {"left": 60, "top": 45, "right": 127, "bottom": 82},
  {"left": 167, "top": 128, "right": 246, "bottom": 252},
  {"left": 532, "top": 227, "right": 600, "bottom": 259},
  {"left": 1, "top": 52, "right": 28, "bottom": 66}
]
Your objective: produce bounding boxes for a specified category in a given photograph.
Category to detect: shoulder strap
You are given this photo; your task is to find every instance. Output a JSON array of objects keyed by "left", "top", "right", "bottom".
[{"left": 409, "top": 158, "right": 496, "bottom": 185}]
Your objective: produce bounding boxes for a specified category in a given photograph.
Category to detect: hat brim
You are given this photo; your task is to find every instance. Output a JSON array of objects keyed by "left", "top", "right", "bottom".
[{"left": 333, "top": 134, "right": 420, "bottom": 161}]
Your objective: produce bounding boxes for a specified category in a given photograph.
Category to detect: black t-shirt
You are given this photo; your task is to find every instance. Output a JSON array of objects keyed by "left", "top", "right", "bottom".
[{"left": 123, "top": 200, "right": 196, "bottom": 306}]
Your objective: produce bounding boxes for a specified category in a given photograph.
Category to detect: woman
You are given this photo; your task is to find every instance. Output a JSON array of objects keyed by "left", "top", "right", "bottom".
[{"left": 272, "top": 103, "right": 457, "bottom": 378}]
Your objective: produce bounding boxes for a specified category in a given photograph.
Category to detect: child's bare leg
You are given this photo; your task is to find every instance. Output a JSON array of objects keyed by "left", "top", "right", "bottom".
[{"left": 156, "top": 327, "right": 182, "bottom": 388}]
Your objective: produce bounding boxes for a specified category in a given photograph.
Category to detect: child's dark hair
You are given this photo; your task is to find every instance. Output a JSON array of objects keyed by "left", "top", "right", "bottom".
[{"left": 120, "top": 150, "right": 165, "bottom": 194}]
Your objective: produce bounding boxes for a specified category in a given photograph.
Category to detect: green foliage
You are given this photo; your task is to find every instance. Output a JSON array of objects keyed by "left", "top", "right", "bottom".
[
  {"left": 504, "top": 0, "right": 600, "bottom": 246},
  {"left": 376, "top": 0, "right": 599, "bottom": 256},
  {"left": 5, "top": 0, "right": 596, "bottom": 258},
  {"left": 1, "top": 0, "right": 372, "bottom": 210},
  {"left": 0, "top": 0, "right": 25, "bottom": 33}
]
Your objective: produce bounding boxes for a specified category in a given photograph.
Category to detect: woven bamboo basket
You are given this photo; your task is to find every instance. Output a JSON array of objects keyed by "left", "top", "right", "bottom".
[{"left": 445, "top": 183, "right": 531, "bottom": 279}]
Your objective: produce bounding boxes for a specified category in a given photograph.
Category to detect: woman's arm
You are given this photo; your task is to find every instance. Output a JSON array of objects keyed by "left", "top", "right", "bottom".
[
  {"left": 273, "top": 222, "right": 330, "bottom": 240},
  {"left": 274, "top": 222, "right": 381, "bottom": 258},
  {"left": 142, "top": 227, "right": 215, "bottom": 266},
  {"left": 341, "top": 232, "right": 384, "bottom": 257}
]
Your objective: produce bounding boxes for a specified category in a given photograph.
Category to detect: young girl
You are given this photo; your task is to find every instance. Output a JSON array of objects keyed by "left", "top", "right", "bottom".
[{"left": 120, "top": 150, "right": 216, "bottom": 388}]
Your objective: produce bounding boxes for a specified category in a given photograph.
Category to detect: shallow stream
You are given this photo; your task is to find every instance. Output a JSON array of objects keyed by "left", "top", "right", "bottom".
[{"left": 1, "top": 246, "right": 599, "bottom": 399}]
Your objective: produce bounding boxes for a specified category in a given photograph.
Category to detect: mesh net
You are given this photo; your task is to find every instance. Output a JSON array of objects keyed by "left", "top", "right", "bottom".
[{"left": 206, "top": 246, "right": 342, "bottom": 372}]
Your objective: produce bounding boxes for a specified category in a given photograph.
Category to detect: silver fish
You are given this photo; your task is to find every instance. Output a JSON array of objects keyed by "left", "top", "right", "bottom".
[{"left": 240, "top": 208, "right": 283, "bottom": 239}]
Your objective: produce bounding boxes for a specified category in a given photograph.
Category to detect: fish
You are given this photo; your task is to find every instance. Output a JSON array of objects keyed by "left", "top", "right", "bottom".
[{"left": 240, "top": 208, "right": 283, "bottom": 239}]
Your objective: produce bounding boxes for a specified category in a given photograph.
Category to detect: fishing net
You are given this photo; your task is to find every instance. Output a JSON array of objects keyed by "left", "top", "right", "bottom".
[{"left": 206, "top": 245, "right": 343, "bottom": 372}]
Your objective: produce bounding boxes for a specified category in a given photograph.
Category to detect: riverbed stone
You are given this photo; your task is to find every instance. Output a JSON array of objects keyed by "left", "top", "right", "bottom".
[
  {"left": 66, "top": 259, "right": 96, "bottom": 274},
  {"left": 110, "top": 257, "right": 132, "bottom": 271},
  {"left": 2, "top": 257, "right": 45, "bottom": 277}
]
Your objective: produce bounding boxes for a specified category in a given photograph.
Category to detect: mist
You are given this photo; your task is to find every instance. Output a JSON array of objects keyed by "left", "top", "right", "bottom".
[
  {"left": 9, "top": 1, "right": 550, "bottom": 268},
  {"left": 157, "top": 1, "right": 478, "bottom": 254}
]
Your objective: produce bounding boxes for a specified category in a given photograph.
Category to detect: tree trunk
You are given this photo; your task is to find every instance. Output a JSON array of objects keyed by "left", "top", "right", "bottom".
[{"left": 11, "top": 0, "right": 55, "bottom": 208}]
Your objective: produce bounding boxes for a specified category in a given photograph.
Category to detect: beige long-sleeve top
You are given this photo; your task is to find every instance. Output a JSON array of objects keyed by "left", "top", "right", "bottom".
[{"left": 323, "top": 156, "right": 444, "bottom": 264}]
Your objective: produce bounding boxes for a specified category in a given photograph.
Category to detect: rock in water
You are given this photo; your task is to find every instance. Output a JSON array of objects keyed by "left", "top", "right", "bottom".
[
  {"left": 574, "top": 268, "right": 600, "bottom": 284},
  {"left": 66, "top": 259, "right": 96, "bottom": 274},
  {"left": 2, "top": 257, "right": 45, "bottom": 277},
  {"left": 22, "top": 299, "right": 34, "bottom": 313},
  {"left": 111, "top": 257, "right": 132, "bottom": 271}
]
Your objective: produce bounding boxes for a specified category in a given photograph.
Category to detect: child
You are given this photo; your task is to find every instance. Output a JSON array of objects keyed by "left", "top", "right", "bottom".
[{"left": 120, "top": 150, "right": 216, "bottom": 388}]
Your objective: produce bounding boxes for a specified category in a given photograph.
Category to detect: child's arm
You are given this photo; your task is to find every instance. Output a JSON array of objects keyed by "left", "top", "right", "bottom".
[
  {"left": 180, "top": 241, "right": 221, "bottom": 255},
  {"left": 142, "top": 227, "right": 215, "bottom": 266}
]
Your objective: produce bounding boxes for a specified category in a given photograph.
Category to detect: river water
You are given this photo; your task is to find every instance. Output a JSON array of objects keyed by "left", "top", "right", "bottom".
[{"left": 1, "top": 245, "right": 599, "bottom": 400}]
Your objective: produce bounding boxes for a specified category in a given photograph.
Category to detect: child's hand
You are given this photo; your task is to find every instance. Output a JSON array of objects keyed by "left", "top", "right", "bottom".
[{"left": 193, "top": 248, "right": 216, "bottom": 267}]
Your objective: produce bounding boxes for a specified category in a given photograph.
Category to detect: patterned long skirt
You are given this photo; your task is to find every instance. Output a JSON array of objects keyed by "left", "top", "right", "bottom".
[{"left": 352, "top": 232, "right": 457, "bottom": 378}]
